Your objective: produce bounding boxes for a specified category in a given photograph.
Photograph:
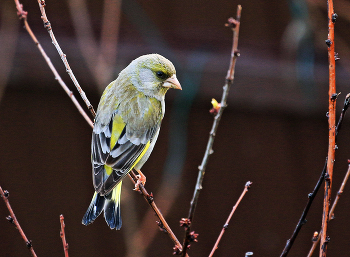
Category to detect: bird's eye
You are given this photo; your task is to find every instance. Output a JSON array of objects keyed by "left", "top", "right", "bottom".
[{"left": 156, "top": 71, "right": 166, "bottom": 79}]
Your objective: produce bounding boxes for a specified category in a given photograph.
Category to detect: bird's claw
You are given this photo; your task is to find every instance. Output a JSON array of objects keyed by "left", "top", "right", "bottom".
[{"left": 134, "top": 170, "right": 146, "bottom": 192}]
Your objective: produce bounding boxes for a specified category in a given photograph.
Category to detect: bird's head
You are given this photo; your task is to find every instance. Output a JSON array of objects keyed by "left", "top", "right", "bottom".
[{"left": 128, "top": 54, "right": 182, "bottom": 100}]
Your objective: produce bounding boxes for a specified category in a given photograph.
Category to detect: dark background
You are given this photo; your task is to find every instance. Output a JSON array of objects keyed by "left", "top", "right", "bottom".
[{"left": 1, "top": 0, "right": 350, "bottom": 256}]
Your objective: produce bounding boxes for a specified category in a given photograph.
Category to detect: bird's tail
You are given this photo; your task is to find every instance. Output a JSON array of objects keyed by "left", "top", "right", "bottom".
[{"left": 82, "top": 182, "right": 122, "bottom": 230}]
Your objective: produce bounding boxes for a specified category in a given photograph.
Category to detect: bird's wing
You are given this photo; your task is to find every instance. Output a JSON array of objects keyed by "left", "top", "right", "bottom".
[{"left": 92, "top": 111, "right": 159, "bottom": 196}]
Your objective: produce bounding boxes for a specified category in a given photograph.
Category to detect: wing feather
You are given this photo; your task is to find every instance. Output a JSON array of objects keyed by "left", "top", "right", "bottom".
[{"left": 92, "top": 112, "right": 158, "bottom": 195}]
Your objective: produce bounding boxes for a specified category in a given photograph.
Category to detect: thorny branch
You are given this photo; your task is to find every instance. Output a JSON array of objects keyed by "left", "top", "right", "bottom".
[
  {"left": 181, "top": 5, "right": 242, "bottom": 256},
  {"left": 0, "top": 186, "right": 37, "bottom": 257}
]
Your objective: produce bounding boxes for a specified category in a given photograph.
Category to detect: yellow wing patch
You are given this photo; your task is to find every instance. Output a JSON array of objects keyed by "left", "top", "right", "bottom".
[
  {"left": 110, "top": 115, "right": 125, "bottom": 150},
  {"left": 130, "top": 141, "right": 150, "bottom": 171}
]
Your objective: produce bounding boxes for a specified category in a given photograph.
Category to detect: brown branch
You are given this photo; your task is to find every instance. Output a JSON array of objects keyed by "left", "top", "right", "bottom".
[
  {"left": 13, "top": 0, "right": 94, "bottom": 128},
  {"left": 60, "top": 215, "right": 69, "bottom": 257},
  {"left": 0, "top": 186, "right": 37, "bottom": 257},
  {"left": 181, "top": 5, "right": 242, "bottom": 256},
  {"left": 320, "top": 0, "right": 337, "bottom": 255},
  {"left": 280, "top": 93, "right": 350, "bottom": 257},
  {"left": 209, "top": 182, "right": 252, "bottom": 257},
  {"left": 128, "top": 171, "right": 186, "bottom": 256},
  {"left": 307, "top": 161, "right": 350, "bottom": 257},
  {"left": 35, "top": 0, "right": 96, "bottom": 117}
]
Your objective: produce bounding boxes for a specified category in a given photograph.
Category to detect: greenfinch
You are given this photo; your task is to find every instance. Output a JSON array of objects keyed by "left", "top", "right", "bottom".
[{"left": 82, "top": 54, "right": 182, "bottom": 229}]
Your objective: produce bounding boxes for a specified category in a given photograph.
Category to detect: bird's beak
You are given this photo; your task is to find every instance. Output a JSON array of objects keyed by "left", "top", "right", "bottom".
[{"left": 163, "top": 75, "right": 182, "bottom": 90}]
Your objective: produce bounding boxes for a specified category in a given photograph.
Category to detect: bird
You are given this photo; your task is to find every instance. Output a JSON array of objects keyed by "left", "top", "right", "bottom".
[{"left": 82, "top": 54, "right": 182, "bottom": 230}]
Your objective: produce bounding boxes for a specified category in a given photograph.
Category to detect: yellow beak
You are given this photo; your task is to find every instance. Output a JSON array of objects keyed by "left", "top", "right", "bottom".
[{"left": 163, "top": 75, "right": 182, "bottom": 90}]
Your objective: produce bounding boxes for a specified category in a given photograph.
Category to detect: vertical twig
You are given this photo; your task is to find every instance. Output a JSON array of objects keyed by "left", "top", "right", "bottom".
[
  {"left": 307, "top": 160, "right": 350, "bottom": 257},
  {"left": 320, "top": 0, "right": 337, "bottom": 255},
  {"left": 60, "top": 215, "right": 69, "bottom": 257},
  {"left": 181, "top": 5, "right": 242, "bottom": 256},
  {"left": 208, "top": 182, "right": 252, "bottom": 257},
  {"left": 0, "top": 186, "right": 37, "bottom": 257}
]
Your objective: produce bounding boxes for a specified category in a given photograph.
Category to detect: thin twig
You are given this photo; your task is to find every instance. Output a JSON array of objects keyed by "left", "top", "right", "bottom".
[
  {"left": 128, "top": 171, "right": 186, "bottom": 256},
  {"left": 280, "top": 160, "right": 327, "bottom": 257},
  {"left": 60, "top": 214, "right": 69, "bottom": 257},
  {"left": 35, "top": 0, "right": 96, "bottom": 117},
  {"left": 329, "top": 160, "right": 350, "bottom": 220},
  {"left": 181, "top": 6, "right": 242, "bottom": 256},
  {"left": 307, "top": 160, "right": 350, "bottom": 257},
  {"left": 320, "top": 1, "right": 337, "bottom": 255},
  {"left": 0, "top": 186, "right": 37, "bottom": 257},
  {"left": 335, "top": 93, "right": 350, "bottom": 139},
  {"left": 280, "top": 93, "right": 350, "bottom": 256},
  {"left": 208, "top": 181, "right": 252, "bottom": 257},
  {"left": 13, "top": 0, "right": 94, "bottom": 128}
]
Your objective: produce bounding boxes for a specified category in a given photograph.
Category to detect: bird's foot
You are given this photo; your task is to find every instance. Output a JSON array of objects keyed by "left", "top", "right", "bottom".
[{"left": 134, "top": 170, "right": 146, "bottom": 192}]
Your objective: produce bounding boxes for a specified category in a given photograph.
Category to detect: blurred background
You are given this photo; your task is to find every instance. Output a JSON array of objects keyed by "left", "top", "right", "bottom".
[{"left": 1, "top": 0, "right": 350, "bottom": 256}]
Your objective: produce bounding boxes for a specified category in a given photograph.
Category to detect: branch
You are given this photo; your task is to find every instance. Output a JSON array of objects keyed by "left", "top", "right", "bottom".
[
  {"left": 280, "top": 92, "right": 350, "bottom": 256},
  {"left": 0, "top": 186, "right": 37, "bottom": 257},
  {"left": 181, "top": 5, "right": 242, "bottom": 256},
  {"left": 60, "top": 215, "right": 69, "bottom": 257},
  {"left": 209, "top": 182, "right": 252, "bottom": 257},
  {"left": 35, "top": 0, "right": 96, "bottom": 118},
  {"left": 307, "top": 160, "right": 350, "bottom": 257},
  {"left": 128, "top": 171, "right": 185, "bottom": 256},
  {"left": 13, "top": 0, "right": 94, "bottom": 128},
  {"left": 320, "top": 0, "right": 337, "bottom": 255}
]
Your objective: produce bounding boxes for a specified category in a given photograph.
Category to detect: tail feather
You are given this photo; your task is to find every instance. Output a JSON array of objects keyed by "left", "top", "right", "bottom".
[
  {"left": 82, "top": 182, "right": 122, "bottom": 230},
  {"left": 82, "top": 192, "right": 105, "bottom": 225}
]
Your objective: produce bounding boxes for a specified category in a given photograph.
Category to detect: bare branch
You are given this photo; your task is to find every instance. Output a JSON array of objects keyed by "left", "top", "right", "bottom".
[
  {"left": 280, "top": 92, "right": 350, "bottom": 256},
  {"left": 13, "top": 0, "right": 94, "bottom": 128},
  {"left": 0, "top": 186, "right": 37, "bottom": 257},
  {"left": 307, "top": 161, "right": 350, "bottom": 257},
  {"left": 181, "top": 5, "right": 242, "bottom": 256},
  {"left": 320, "top": 1, "right": 337, "bottom": 255},
  {"left": 60, "top": 215, "right": 69, "bottom": 257},
  {"left": 128, "top": 171, "right": 185, "bottom": 256},
  {"left": 35, "top": 0, "right": 96, "bottom": 118},
  {"left": 209, "top": 182, "right": 252, "bottom": 257}
]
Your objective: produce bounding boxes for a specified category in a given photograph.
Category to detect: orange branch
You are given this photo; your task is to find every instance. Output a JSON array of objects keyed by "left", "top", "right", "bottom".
[
  {"left": 320, "top": 0, "right": 337, "bottom": 256},
  {"left": 60, "top": 215, "right": 69, "bottom": 257}
]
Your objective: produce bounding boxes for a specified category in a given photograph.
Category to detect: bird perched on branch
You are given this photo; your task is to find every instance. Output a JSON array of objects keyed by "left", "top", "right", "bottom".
[{"left": 82, "top": 54, "right": 181, "bottom": 229}]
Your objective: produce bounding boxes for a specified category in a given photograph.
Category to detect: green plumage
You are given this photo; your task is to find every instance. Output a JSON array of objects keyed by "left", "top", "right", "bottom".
[{"left": 82, "top": 54, "right": 181, "bottom": 229}]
